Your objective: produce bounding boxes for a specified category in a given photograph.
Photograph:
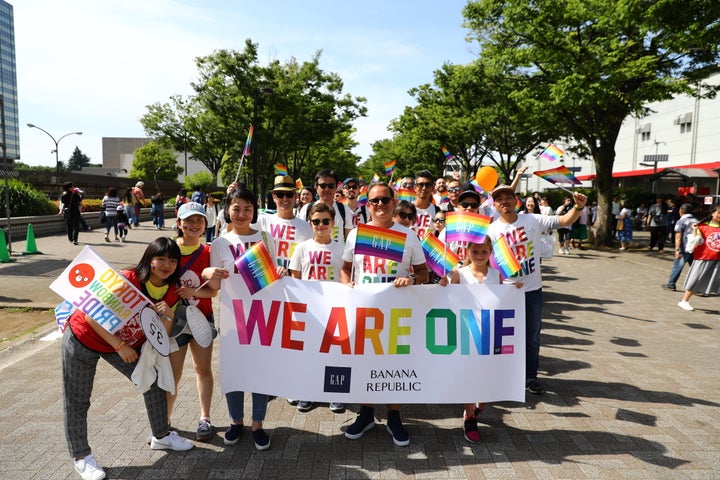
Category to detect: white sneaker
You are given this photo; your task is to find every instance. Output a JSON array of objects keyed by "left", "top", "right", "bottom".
[
  {"left": 150, "top": 431, "right": 194, "bottom": 451},
  {"left": 677, "top": 301, "right": 694, "bottom": 311},
  {"left": 74, "top": 454, "right": 106, "bottom": 480}
]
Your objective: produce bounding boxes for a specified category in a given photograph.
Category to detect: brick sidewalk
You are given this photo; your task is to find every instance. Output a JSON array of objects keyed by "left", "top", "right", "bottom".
[{"left": 0, "top": 227, "right": 718, "bottom": 479}]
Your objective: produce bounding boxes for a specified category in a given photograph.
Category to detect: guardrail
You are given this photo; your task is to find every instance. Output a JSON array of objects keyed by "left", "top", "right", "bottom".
[{"left": 0, "top": 207, "right": 177, "bottom": 239}]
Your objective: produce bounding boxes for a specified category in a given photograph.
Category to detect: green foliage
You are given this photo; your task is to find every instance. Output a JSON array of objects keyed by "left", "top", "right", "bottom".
[
  {"left": 0, "top": 179, "right": 57, "bottom": 217},
  {"left": 67, "top": 147, "right": 92, "bottom": 171},
  {"left": 130, "top": 142, "right": 184, "bottom": 189},
  {"left": 184, "top": 171, "right": 215, "bottom": 192}
]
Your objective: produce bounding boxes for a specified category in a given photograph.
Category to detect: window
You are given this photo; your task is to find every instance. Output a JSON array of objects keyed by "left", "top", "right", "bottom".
[{"left": 675, "top": 112, "right": 693, "bottom": 134}]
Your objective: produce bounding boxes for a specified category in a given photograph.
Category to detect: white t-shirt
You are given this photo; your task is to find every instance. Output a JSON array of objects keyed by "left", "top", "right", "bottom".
[
  {"left": 456, "top": 265, "right": 502, "bottom": 285},
  {"left": 412, "top": 204, "right": 436, "bottom": 240},
  {"left": 210, "top": 230, "right": 277, "bottom": 272},
  {"left": 343, "top": 222, "right": 426, "bottom": 285},
  {"left": 289, "top": 239, "right": 345, "bottom": 282},
  {"left": 257, "top": 213, "right": 313, "bottom": 269},
  {"left": 298, "top": 201, "right": 354, "bottom": 245},
  {"left": 487, "top": 214, "right": 560, "bottom": 292}
]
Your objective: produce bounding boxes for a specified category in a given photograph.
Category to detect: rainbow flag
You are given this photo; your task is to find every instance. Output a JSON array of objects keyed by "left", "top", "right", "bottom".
[
  {"left": 436, "top": 191, "right": 449, "bottom": 205},
  {"left": 421, "top": 233, "right": 460, "bottom": 277},
  {"left": 275, "top": 164, "right": 288, "bottom": 176},
  {"left": 295, "top": 178, "right": 304, "bottom": 190},
  {"left": 242, "top": 125, "right": 254, "bottom": 157},
  {"left": 469, "top": 179, "right": 484, "bottom": 193},
  {"left": 441, "top": 146, "right": 454, "bottom": 161},
  {"left": 445, "top": 211, "right": 491, "bottom": 244},
  {"left": 384, "top": 159, "right": 396, "bottom": 176},
  {"left": 534, "top": 165, "right": 582, "bottom": 185},
  {"left": 357, "top": 186, "right": 368, "bottom": 207},
  {"left": 234, "top": 242, "right": 279, "bottom": 295},
  {"left": 540, "top": 144, "right": 564, "bottom": 162},
  {"left": 490, "top": 235, "right": 521, "bottom": 279},
  {"left": 515, "top": 196, "right": 523, "bottom": 212},
  {"left": 354, "top": 223, "right": 407, "bottom": 263},
  {"left": 396, "top": 188, "right": 416, "bottom": 202},
  {"left": 372, "top": 173, "right": 380, "bottom": 183}
]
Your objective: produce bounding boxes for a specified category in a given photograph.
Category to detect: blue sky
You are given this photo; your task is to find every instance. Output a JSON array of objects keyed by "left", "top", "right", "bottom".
[{"left": 14, "top": 0, "right": 477, "bottom": 167}]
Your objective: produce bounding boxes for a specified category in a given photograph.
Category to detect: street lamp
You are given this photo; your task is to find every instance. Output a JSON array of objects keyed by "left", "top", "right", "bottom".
[
  {"left": 26, "top": 124, "right": 83, "bottom": 176},
  {"left": 251, "top": 87, "right": 274, "bottom": 206}
]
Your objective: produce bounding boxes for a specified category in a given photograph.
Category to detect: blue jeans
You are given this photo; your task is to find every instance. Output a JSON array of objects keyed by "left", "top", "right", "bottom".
[
  {"left": 667, "top": 252, "right": 693, "bottom": 287},
  {"left": 225, "top": 391, "right": 268, "bottom": 423},
  {"left": 525, "top": 288, "right": 543, "bottom": 381}
]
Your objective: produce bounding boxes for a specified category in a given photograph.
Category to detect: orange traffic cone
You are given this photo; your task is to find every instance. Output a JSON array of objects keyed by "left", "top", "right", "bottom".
[
  {"left": 22, "top": 223, "right": 42, "bottom": 255},
  {"left": 0, "top": 228, "right": 15, "bottom": 263}
]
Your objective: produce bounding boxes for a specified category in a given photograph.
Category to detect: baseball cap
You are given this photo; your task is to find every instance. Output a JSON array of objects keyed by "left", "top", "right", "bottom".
[
  {"left": 273, "top": 174, "right": 296, "bottom": 192},
  {"left": 343, "top": 177, "right": 359, "bottom": 187},
  {"left": 491, "top": 184, "right": 515, "bottom": 199},
  {"left": 177, "top": 202, "right": 206, "bottom": 219},
  {"left": 458, "top": 186, "right": 481, "bottom": 204}
]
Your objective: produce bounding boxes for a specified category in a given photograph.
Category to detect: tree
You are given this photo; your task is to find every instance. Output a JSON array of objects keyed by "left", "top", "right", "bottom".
[
  {"left": 463, "top": 0, "right": 720, "bottom": 246},
  {"left": 130, "top": 141, "right": 183, "bottom": 191},
  {"left": 67, "top": 147, "right": 91, "bottom": 171}
]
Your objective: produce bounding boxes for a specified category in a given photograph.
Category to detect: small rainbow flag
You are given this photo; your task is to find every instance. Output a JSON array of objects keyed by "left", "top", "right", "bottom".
[
  {"left": 354, "top": 223, "right": 407, "bottom": 263},
  {"left": 515, "top": 196, "right": 523, "bottom": 212},
  {"left": 372, "top": 173, "right": 380, "bottom": 183},
  {"left": 441, "top": 146, "right": 454, "bottom": 161},
  {"left": 421, "top": 233, "right": 460, "bottom": 277},
  {"left": 242, "top": 125, "right": 254, "bottom": 157},
  {"left": 295, "top": 178, "right": 304, "bottom": 190},
  {"left": 490, "top": 235, "right": 521, "bottom": 279},
  {"left": 357, "top": 186, "right": 368, "bottom": 207},
  {"left": 384, "top": 159, "right": 396, "bottom": 176},
  {"left": 534, "top": 165, "right": 582, "bottom": 185},
  {"left": 396, "top": 188, "right": 416, "bottom": 203},
  {"left": 275, "top": 164, "right": 288, "bottom": 176},
  {"left": 540, "top": 144, "right": 565, "bottom": 162},
  {"left": 469, "top": 179, "right": 483, "bottom": 193},
  {"left": 445, "top": 211, "right": 491, "bottom": 244},
  {"left": 234, "top": 242, "right": 279, "bottom": 295},
  {"left": 437, "top": 191, "right": 449, "bottom": 205}
]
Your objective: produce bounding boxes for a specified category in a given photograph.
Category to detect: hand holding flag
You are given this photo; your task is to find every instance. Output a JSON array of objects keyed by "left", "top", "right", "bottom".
[{"left": 234, "top": 242, "right": 279, "bottom": 295}]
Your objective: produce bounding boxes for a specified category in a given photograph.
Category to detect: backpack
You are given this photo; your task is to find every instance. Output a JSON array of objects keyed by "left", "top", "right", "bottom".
[{"left": 305, "top": 201, "right": 347, "bottom": 228}]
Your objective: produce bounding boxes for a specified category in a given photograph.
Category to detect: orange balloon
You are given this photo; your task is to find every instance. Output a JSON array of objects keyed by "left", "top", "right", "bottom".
[{"left": 475, "top": 166, "right": 499, "bottom": 192}]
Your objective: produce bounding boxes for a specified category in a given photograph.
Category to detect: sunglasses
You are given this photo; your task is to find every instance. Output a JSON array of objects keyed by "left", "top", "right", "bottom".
[
  {"left": 317, "top": 183, "right": 336, "bottom": 190},
  {"left": 273, "top": 191, "right": 295, "bottom": 199},
  {"left": 396, "top": 211, "right": 415, "bottom": 221},
  {"left": 460, "top": 202, "right": 480, "bottom": 209},
  {"left": 415, "top": 182, "right": 433, "bottom": 189},
  {"left": 343, "top": 184, "right": 358, "bottom": 190},
  {"left": 448, "top": 186, "right": 462, "bottom": 193},
  {"left": 433, "top": 217, "right": 446, "bottom": 223},
  {"left": 368, "top": 196, "right": 392, "bottom": 205},
  {"left": 401, "top": 182, "right": 415, "bottom": 188},
  {"left": 310, "top": 218, "right": 332, "bottom": 226}
]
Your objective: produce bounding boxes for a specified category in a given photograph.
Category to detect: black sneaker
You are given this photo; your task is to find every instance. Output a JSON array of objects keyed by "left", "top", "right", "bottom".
[
  {"left": 386, "top": 410, "right": 410, "bottom": 446},
  {"left": 463, "top": 417, "right": 481, "bottom": 444},
  {"left": 526, "top": 378, "right": 545, "bottom": 395},
  {"left": 252, "top": 428, "right": 271, "bottom": 451},
  {"left": 345, "top": 406, "right": 375, "bottom": 439},
  {"left": 223, "top": 423, "right": 242, "bottom": 446},
  {"left": 661, "top": 284, "right": 676, "bottom": 291}
]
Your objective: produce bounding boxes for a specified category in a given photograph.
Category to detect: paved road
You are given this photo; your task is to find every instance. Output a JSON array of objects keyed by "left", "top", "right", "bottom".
[{"left": 0, "top": 226, "right": 718, "bottom": 479}]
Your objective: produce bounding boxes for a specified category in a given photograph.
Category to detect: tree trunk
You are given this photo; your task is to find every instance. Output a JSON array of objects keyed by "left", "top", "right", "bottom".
[{"left": 591, "top": 141, "right": 617, "bottom": 248}]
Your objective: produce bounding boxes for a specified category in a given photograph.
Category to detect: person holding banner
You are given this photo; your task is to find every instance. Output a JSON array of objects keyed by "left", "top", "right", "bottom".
[
  {"left": 62, "top": 238, "right": 193, "bottom": 480},
  {"left": 288, "top": 202, "right": 346, "bottom": 413},
  {"left": 167, "top": 202, "right": 219, "bottom": 442},
  {"left": 341, "top": 182, "right": 429, "bottom": 447},
  {"left": 207, "top": 184, "right": 278, "bottom": 451},
  {"left": 488, "top": 185, "right": 587, "bottom": 395}
]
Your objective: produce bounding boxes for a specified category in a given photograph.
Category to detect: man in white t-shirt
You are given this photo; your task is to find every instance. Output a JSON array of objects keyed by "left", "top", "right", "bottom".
[
  {"left": 341, "top": 182, "right": 428, "bottom": 447},
  {"left": 256, "top": 175, "right": 313, "bottom": 271},
  {"left": 488, "top": 185, "right": 587, "bottom": 395},
  {"left": 341, "top": 177, "right": 369, "bottom": 227},
  {"left": 297, "top": 169, "right": 353, "bottom": 245},
  {"left": 412, "top": 170, "right": 437, "bottom": 240}
]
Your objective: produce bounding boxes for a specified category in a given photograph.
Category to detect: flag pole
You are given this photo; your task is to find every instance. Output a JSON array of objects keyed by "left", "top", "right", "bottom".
[
  {"left": 534, "top": 144, "right": 550, "bottom": 161},
  {"left": 233, "top": 153, "right": 247, "bottom": 184}
]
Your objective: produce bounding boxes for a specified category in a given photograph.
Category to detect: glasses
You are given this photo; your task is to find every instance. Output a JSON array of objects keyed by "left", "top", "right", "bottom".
[
  {"left": 343, "top": 184, "right": 358, "bottom": 190},
  {"left": 396, "top": 211, "right": 415, "bottom": 221},
  {"left": 433, "top": 217, "right": 446, "bottom": 223},
  {"left": 317, "top": 183, "right": 336, "bottom": 190},
  {"left": 368, "top": 196, "right": 392, "bottom": 205},
  {"left": 310, "top": 218, "right": 332, "bottom": 226},
  {"left": 401, "top": 182, "right": 415, "bottom": 188},
  {"left": 415, "top": 182, "right": 433, "bottom": 189},
  {"left": 448, "top": 186, "right": 461, "bottom": 193},
  {"left": 273, "top": 191, "right": 294, "bottom": 199},
  {"left": 460, "top": 202, "right": 480, "bottom": 209}
]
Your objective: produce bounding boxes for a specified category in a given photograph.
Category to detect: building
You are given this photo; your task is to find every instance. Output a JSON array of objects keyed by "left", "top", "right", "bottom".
[{"left": 0, "top": 0, "right": 19, "bottom": 162}]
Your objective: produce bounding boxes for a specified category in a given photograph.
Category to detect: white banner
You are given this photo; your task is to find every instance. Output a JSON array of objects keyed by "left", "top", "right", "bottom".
[
  {"left": 49, "top": 246, "right": 169, "bottom": 356},
  {"left": 219, "top": 277, "right": 526, "bottom": 404}
]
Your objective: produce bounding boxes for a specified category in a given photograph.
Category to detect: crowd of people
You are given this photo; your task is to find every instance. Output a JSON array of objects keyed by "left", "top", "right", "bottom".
[{"left": 58, "top": 170, "right": 718, "bottom": 480}]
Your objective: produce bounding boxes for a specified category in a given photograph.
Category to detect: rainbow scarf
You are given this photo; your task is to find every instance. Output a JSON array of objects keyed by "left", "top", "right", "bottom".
[
  {"left": 421, "top": 233, "right": 460, "bottom": 277},
  {"left": 354, "top": 224, "right": 407, "bottom": 263},
  {"left": 445, "top": 211, "right": 491, "bottom": 244},
  {"left": 234, "top": 242, "right": 279, "bottom": 295}
]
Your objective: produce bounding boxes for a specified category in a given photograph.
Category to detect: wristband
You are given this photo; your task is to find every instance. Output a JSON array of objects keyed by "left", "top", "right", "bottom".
[
  {"left": 115, "top": 341, "right": 126, "bottom": 352},
  {"left": 573, "top": 205, "right": 583, "bottom": 211}
]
